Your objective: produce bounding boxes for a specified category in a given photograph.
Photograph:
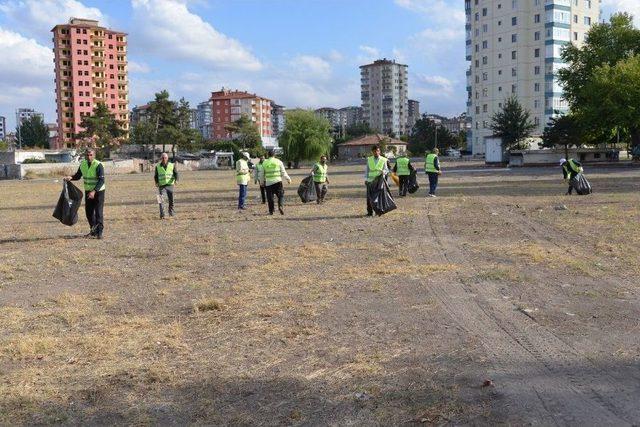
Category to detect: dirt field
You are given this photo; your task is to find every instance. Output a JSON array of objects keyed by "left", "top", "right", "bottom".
[{"left": 1, "top": 161, "right": 639, "bottom": 425}]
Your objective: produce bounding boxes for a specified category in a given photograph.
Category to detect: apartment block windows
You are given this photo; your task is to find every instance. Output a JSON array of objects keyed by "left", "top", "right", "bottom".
[
  {"left": 512, "top": 0, "right": 517, "bottom": 8},
  {"left": 482, "top": 7, "right": 487, "bottom": 16},
  {"left": 574, "top": 32, "right": 579, "bottom": 41},
  {"left": 534, "top": 31, "right": 540, "bottom": 41},
  {"left": 483, "top": 104, "right": 488, "bottom": 113},
  {"left": 534, "top": 100, "right": 540, "bottom": 108},
  {"left": 534, "top": 65, "right": 541, "bottom": 75},
  {"left": 483, "top": 24, "right": 488, "bottom": 32},
  {"left": 535, "top": 48, "right": 540, "bottom": 58},
  {"left": 482, "top": 56, "right": 488, "bottom": 65},
  {"left": 482, "top": 72, "right": 488, "bottom": 80},
  {"left": 574, "top": 14, "right": 578, "bottom": 23},
  {"left": 584, "top": 16, "right": 591, "bottom": 25},
  {"left": 534, "top": 14, "right": 540, "bottom": 23},
  {"left": 482, "top": 40, "right": 488, "bottom": 49},
  {"left": 586, "top": 0, "right": 591, "bottom": 8},
  {"left": 512, "top": 33, "right": 517, "bottom": 42},
  {"left": 512, "top": 67, "right": 517, "bottom": 76},
  {"left": 512, "top": 50, "right": 517, "bottom": 60},
  {"left": 512, "top": 16, "right": 517, "bottom": 25},
  {"left": 534, "top": 82, "right": 541, "bottom": 92},
  {"left": 512, "top": 84, "right": 517, "bottom": 93}
]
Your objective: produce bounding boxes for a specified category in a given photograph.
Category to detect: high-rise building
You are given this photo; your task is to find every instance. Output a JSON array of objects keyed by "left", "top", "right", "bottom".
[
  {"left": 360, "top": 59, "right": 409, "bottom": 137},
  {"left": 0, "top": 116, "right": 6, "bottom": 140},
  {"left": 210, "top": 89, "right": 275, "bottom": 147},
  {"left": 407, "top": 99, "right": 420, "bottom": 131},
  {"left": 465, "top": 0, "right": 600, "bottom": 155},
  {"left": 271, "top": 102, "right": 285, "bottom": 140},
  {"left": 130, "top": 104, "right": 151, "bottom": 129},
  {"left": 315, "top": 107, "right": 345, "bottom": 137},
  {"left": 52, "top": 18, "right": 129, "bottom": 149},
  {"left": 340, "top": 106, "right": 364, "bottom": 128},
  {"left": 196, "top": 101, "right": 213, "bottom": 141}
]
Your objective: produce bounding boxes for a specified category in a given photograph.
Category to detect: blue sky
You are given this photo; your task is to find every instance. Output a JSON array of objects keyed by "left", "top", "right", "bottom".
[{"left": 0, "top": 0, "right": 636, "bottom": 130}]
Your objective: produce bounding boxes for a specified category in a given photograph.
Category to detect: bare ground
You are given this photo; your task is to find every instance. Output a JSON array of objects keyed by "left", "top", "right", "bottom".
[{"left": 0, "top": 163, "right": 639, "bottom": 425}]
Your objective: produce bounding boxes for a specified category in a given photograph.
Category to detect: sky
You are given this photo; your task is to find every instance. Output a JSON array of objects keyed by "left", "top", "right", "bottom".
[{"left": 0, "top": 0, "right": 636, "bottom": 130}]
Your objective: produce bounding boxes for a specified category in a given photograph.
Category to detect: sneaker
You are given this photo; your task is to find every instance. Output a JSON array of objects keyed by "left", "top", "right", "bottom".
[{"left": 366, "top": 213, "right": 373, "bottom": 217}]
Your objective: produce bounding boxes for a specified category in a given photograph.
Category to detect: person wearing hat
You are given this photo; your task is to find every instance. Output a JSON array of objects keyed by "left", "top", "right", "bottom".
[
  {"left": 424, "top": 148, "right": 442, "bottom": 198},
  {"left": 560, "top": 158, "right": 584, "bottom": 195},
  {"left": 235, "top": 152, "right": 251, "bottom": 210}
]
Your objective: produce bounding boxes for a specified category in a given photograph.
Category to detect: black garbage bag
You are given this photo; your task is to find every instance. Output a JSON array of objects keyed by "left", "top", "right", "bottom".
[
  {"left": 571, "top": 173, "right": 592, "bottom": 195},
  {"left": 297, "top": 176, "right": 317, "bottom": 203},
  {"left": 368, "top": 175, "right": 397, "bottom": 216},
  {"left": 407, "top": 169, "right": 420, "bottom": 194},
  {"left": 52, "top": 181, "right": 83, "bottom": 226}
]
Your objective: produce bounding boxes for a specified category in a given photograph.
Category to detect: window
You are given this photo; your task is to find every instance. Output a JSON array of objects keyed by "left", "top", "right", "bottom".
[
  {"left": 574, "top": 14, "right": 578, "bottom": 23},
  {"left": 534, "top": 66, "right": 540, "bottom": 75},
  {"left": 534, "top": 14, "right": 540, "bottom": 23},
  {"left": 483, "top": 104, "right": 488, "bottom": 113},
  {"left": 534, "top": 31, "right": 540, "bottom": 41},
  {"left": 534, "top": 82, "right": 540, "bottom": 92},
  {"left": 475, "top": 106, "right": 480, "bottom": 114},
  {"left": 512, "top": 84, "right": 517, "bottom": 93},
  {"left": 482, "top": 72, "right": 488, "bottom": 80},
  {"left": 498, "top": 53, "right": 502, "bottom": 59},
  {"left": 498, "top": 37, "right": 502, "bottom": 42},
  {"left": 586, "top": 0, "right": 591, "bottom": 8},
  {"left": 512, "top": 68, "right": 517, "bottom": 76},
  {"left": 534, "top": 100, "right": 540, "bottom": 108},
  {"left": 498, "top": 69, "right": 503, "bottom": 75},
  {"left": 475, "top": 12, "right": 479, "bottom": 21},
  {"left": 499, "top": 86, "right": 503, "bottom": 92},
  {"left": 584, "top": 16, "right": 591, "bottom": 25},
  {"left": 482, "top": 56, "right": 488, "bottom": 65},
  {"left": 512, "top": 50, "right": 517, "bottom": 59},
  {"left": 482, "top": 41, "right": 488, "bottom": 49},
  {"left": 574, "top": 32, "right": 578, "bottom": 41},
  {"left": 512, "top": 33, "right": 517, "bottom": 42},
  {"left": 483, "top": 24, "right": 488, "bottom": 32},
  {"left": 535, "top": 48, "right": 540, "bottom": 58},
  {"left": 512, "top": 16, "right": 517, "bottom": 25}
]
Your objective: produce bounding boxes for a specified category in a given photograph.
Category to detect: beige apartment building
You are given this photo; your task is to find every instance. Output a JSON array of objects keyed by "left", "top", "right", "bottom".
[
  {"left": 465, "top": 0, "right": 600, "bottom": 155},
  {"left": 52, "top": 18, "right": 128, "bottom": 149},
  {"left": 360, "top": 59, "right": 409, "bottom": 137}
]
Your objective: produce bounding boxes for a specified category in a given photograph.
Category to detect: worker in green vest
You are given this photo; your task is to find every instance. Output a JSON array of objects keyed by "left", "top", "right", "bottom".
[
  {"left": 310, "top": 155, "right": 330, "bottom": 204},
  {"left": 254, "top": 155, "right": 266, "bottom": 204},
  {"left": 154, "top": 152, "right": 178, "bottom": 219},
  {"left": 364, "top": 145, "right": 389, "bottom": 216},
  {"left": 64, "top": 148, "right": 105, "bottom": 239},
  {"left": 235, "top": 152, "right": 251, "bottom": 210},
  {"left": 560, "top": 158, "right": 584, "bottom": 195},
  {"left": 392, "top": 153, "right": 414, "bottom": 197},
  {"left": 424, "top": 148, "right": 442, "bottom": 198},
  {"left": 261, "top": 149, "right": 291, "bottom": 215}
]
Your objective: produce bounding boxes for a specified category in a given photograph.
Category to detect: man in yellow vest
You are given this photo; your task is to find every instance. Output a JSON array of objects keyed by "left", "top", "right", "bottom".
[
  {"left": 261, "top": 149, "right": 291, "bottom": 215},
  {"left": 364, "top": 145, "right": 389, "bottom": 216},
  {"left": 64, "top": 149, "right": 105, "bottom": 239},
  {"left": 392, "top": 153, "right": 414, "bottom": 197},
  {"left": 310, "top": 155, "right": 329, "bottom": 204},
  {"left": 560, "top": 158, "right": 584, "bottom": 195},
  {"left": 235, "top": 152, "right": 251, "bottom": 210},
  {"left": 154, "top": 152, "right": 178, "bottom": 219},
  {"left": 424, "top": 148, "right": 442, "bottom": 198},
  {"left": 254, "top": 155, "right": 266, "bottom": 204}
]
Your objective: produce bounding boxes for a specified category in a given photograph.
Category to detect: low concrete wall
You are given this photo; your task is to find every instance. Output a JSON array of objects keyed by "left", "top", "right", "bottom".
[{"left": 0, "top": 159, "right": 143, "bottom": 180}]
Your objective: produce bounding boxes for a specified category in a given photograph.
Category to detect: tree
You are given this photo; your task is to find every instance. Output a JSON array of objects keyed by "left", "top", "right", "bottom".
[
  {"left": 489, "top": 95, "right": 536, "bottom": 150},
  {"left": 558, "top": 13, "right": 640, "bottom": 148},
  {"left": 76, "top": 103, "right": 124, "bottom": 157},
  {"left": 148, "top": 90, "right": 177, "bottom": 154},
  {"left": 408, "top": 117, "right": 458, "bottom": 155},
  {"left": 16, "top": 115, "right": 48, "bottom": 148},
  {"left": 541, "top": 113, "right": 585, "bottom": 158},
  {"left": 280, "top": 110, "right": 332, "bottom": 167},
  {"left": 224, "top": 115, "right": 261, "bottom": 150}
]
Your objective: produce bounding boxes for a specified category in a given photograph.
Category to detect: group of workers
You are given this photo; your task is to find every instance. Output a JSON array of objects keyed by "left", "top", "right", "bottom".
[{"left": 63, "top": 146, "right": 585, "bottom": 239}]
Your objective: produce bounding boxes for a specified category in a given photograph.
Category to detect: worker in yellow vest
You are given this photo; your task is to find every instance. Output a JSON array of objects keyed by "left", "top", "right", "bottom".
[
  {"left": 560, "top": 158, "right": 584, "bottom": 195},
  {"left": 261, "top": 149, "right": 291, "bottom": 215},
  {"left": 392, "top": 153, "right": 414, "bottom": 197},
  {"left": 254, "top": 155, "right": 266, "bottom": 204},
  {"left": 154, "top": 152, "right": 178, "bottom": 219},
  {"left": 310, "top": 155, "right": 329, "bottom": 204},
  {"left": 364, "top": 145, "right": 389, "bottom": 216},
  {"left": 424, "top": 148, "right": 442, "bottom": 198},
  {"left": 235, "top": 152, "right": 251, "bottom": 210},
  {"left": 64, "top": 149, "right": 105, "bottom": 239}
]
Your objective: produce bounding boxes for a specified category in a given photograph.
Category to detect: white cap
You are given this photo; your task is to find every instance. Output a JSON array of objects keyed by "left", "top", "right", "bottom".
[
  {"left": 243, "top": 152, "right": 251, "bottom": 159},
  {"left": 559, "top": 158, "right": 566, "bottom": 165}
]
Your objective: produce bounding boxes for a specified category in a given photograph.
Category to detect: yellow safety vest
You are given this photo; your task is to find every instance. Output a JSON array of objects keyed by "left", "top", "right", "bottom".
[
  {"left": 395, "top": 157, "right": 410, "bottom": 176},
  {"left": 367, "top": 156, "right": 387, "bottom": 182},
  {"left": 79, "top": 159, "right": 105, "bottom": 191},
  {"left": 156, "top": 162, "right": 175, "bottom": 186},
  {"left": 313, "top": 163, "right": 328, "bottom": 183},
  {"left": 263, "top": 157, "right": 282, "bottom": 185},
  {"left": 235, "top": 159, "right": 250, "bottom": 185},
  {"left": 425, "top": 153, "right": 438, "bottom": 173}
]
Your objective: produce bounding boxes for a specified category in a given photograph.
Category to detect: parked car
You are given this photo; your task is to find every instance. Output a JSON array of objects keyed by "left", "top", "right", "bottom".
[{"left": 445, "top": 148, "right": 461, "bottom": 158}]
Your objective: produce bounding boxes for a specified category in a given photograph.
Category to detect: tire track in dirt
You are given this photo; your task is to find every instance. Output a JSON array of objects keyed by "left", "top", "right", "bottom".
[{"left": 417, "top": 201, "right": 636, "bottom": 425}]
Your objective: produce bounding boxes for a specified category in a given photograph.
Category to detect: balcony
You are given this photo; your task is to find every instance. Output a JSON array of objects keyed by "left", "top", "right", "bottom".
[
  {"left": 93, "top": 75, "right": 106, "bottom": 82},
  {"left": 92, "top": 63, "right": 106, "bottom": 71},
  {"left": 92, "top": 44, "right": 105, "bottom": 50}
]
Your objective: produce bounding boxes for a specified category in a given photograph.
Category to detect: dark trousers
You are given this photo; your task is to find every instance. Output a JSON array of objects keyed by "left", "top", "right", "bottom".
[
  {"left": 314, "top": 182, "right": 328, "bottom": 203},
  {"left": 366, "top": 182, "right": 374, "bottom": 215},
  {"left": 238, "top": 184, "right": 248, "bottom": 209},
  {"left": 259, "top": 185, "right": 266, "bottom": 204},
  {"left": 158, "top": 185, "right": 174, "bottom": 217},
  {"left": 398, "top": 175, "right": 409, "bottom": 196},
  {"left": 265, "top": 182, "right": 284, "bottom": 214},
  {"left": 85, "top": 190, "right": 105, "bottom": 235},
  {"left": 427, "top": 173, "right": 439, "bottom": 195}
]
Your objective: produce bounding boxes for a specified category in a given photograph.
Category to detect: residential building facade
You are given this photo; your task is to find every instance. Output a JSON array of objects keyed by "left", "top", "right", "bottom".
[
  {"left": 315, "top": 106, "right": 364, "bottom": 138},
  {"left": 360, "top": 59, "right": 409, "bottom": 137},
  {"left": 15, "top": 108, "right": 45, "bottom": 149},
  {"left": 465, "top": 0, "right": 600, "bottom": 155},
  {"left": 210, "top": 89, "right": 275, "bottom": 147},
  {"left": 196, "top": 100, "right": 213, "bottom": 140},
  {"left": 0, "top": 116, "right": 6, "bottom": 140},
  {"left": 52, "top": 18, "right": 129, "bottom": 149},
  {"left": 407, "top": 99, "right": 420, "bottom": 131},
  {"left": 442, "top": 113, "right": 472, "bottom": 135},
  {"left": 130, "top": 104, "right": 151, "bottom": 128},
  {"left": 271, "top": 102, "right": 285, "bottom": 139},
  {"left": 340, "top": 106, "right": 364, "bottom": 128}
]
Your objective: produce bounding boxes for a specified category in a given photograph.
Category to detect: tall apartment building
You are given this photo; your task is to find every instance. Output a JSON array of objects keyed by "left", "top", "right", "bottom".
[
  {"left": 210, "top": 89, "right": 275, "bottom": 147},
  {"left": 360, "top": 59, "right": 409, "bottom": 137},
  {"left": 52, "top": 18, "right": 128, "bottom": 149},
  {"left": 465, "top": 0, "right": 600, "bottom": 155},
  {"left": 271, "top": 102, "right": 285, "bottom": 140},
  {"left": 0, "top": 116, "right": 6, "bottom": 140},
  {"left": 340, "top": 106, "right": 364, "bottom": 128},
  {"left": 196, "top": 101, "right": 213, "bottom": 140},
  {"left": 315, "top": 107, "right": 345, "bottom": 137},
  {"left": 407, "top": 99, "right": 421, "bottom": 131}
]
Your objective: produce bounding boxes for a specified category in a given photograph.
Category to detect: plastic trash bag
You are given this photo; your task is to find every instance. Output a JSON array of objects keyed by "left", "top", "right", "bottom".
[
  {"left": 571, "top": 173, "right": 592, "bottom": 195},
  {"left": 368, "top": 175, "right": 397, "bottom": 216},
  {"left": 52, "top": 181, "right": 83, "bottom": 226},
  {"left": 297, "top": 176, "right": 317, "bottom": 203},
  {"left": 408, "top": 169, "right": 420, "bottom": 194}
]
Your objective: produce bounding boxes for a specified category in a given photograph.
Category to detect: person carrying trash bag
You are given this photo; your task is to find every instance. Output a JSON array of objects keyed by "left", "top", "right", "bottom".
[
  {"left": 560, "top": 158, "right": 589, "bottom": 195},
  {"left": 235, "top": 152, "right": 251, "bottom": 210},
  {"left": 155, "top": 152, "right": 178, "bottom": 219},
  {"left": 262, "top": 149, "right": 291, "bottom": 215},
  {"left": 254, "top": 155, "right": 267, "bottom": 204},
  {"left": 63, "top": 149, "right": 105, "bottom": 239},
  {"left": 364, "top": 145, "right": 389, "bottom": 216},
  {"left": 392, "top": 153, "right": 414, "bottom": 197},
  {"left": 425, "top": 148, "right": 442, "bottom": 198},
  {"left": 310, "top": 155, "right": 330, "bottom": 204}
]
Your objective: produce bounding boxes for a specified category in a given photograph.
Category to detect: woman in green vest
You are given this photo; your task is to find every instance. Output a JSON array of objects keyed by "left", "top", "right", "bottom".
[
  {"left": 154, "top": 152, "right": 178, "bottom": 218},
  {"left": 235, "top": 152, "right": 251, "bottom": 210},
  {"left": 64, "top": 149, "right": 105, "bottom": 239},
  {"left": 560, "top": 158, "right": 584, "bottom": 195},
  {"left": 310, "top": 155, "right": 330, "bottom": 204}
]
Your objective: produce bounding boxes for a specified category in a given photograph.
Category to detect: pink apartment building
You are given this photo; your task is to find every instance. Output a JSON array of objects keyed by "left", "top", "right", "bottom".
[
  {"left": 51, "top": 18, "right": 128, "bottom": 149},
  {"left": 210, "top": 89, "right": 273, "bottom": 142}
]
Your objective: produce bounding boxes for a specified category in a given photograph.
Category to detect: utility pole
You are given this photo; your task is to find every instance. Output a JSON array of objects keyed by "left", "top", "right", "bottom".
[{"left": 16, "top": 109, "right": 21, "bottom": 150}]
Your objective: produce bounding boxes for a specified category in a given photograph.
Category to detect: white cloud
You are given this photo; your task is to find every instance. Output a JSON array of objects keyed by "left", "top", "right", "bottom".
[
  {"left": 602, "top": 0, "right": 640, "bottom": 26},
  {"left": 289, "top": 55, "right": 332, "bottom": 79},
  {"left": 395, "top": 0, "right": 465, "bottom": 26},
  {"left": 128, "top": 60, "right": 151, "bottom": 74},
  {"left": 414, "top": 74, "right": 455, "bottom": 95},
  {"left": 131, "top": 0, "right": 262, "bottom": 72},
  {"left": 357, "top": 45, "right": 381, "bottom": 64},
  {"left": 326, "top": 49, "right": 344, "bottom": 62}
]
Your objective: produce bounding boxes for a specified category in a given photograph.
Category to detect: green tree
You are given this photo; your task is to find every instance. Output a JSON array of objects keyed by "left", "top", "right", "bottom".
[
  {"left": 541, "top": 113, "right": 585, "bottom": 158},
  {"left": 558, "top": 13, "right": 640, "bottom": 148},
  {"left": 489, "top": 95, "right": 536, "bottom": 150},
  {"left": 148, "top": 90, "right": 177, "bottom": 154},
  {"left": 16, "top": 115, "right": 48, "bottom": 148},
  {"left": 224, "top": 115, "right": 261, "bottom": 150},
  {"left": 76, "top": 103, "right": 124, "bottom": 157},
  {"left": 408, "top": 117, "right": 457, "bottom": 155},
  {"left": 280, "top": 110, "right": 332, "bottom": 168}
]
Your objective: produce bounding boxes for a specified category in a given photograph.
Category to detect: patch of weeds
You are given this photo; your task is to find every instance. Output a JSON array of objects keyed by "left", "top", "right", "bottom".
[{"left": 194, "top": 298, "right": 223, "bottom": 313}]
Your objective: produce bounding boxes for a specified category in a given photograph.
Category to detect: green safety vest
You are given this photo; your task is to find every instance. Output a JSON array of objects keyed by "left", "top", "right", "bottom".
[
  {"left": 79, "top": 159, "right": 105, "bottom": 192},
  {"left": 156, "top": 162, "right": 175, "bottom": 186},
  {"left": 313, "top": 163, "right": 328, "bottom": 183},
  {"left": 425, "top": 153, "right": 438, "bottom": 173},
  {"left": 395, "top": 157, "right": 410, "bottom": 176},
  {"left": 564, "top": 159, "right": 581, "bottom": 177},
  {"left": 366, "top": 156, "right": 387, "bottom": 182},
  {"left": 235, "top": 159, "right": 250, "bottom": 185},
  {"left": 263, "top": 157, "right": 282, "bottom": 185},
  {"left": 255, "top": 162, "right": 264, "bottom": 182}
]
